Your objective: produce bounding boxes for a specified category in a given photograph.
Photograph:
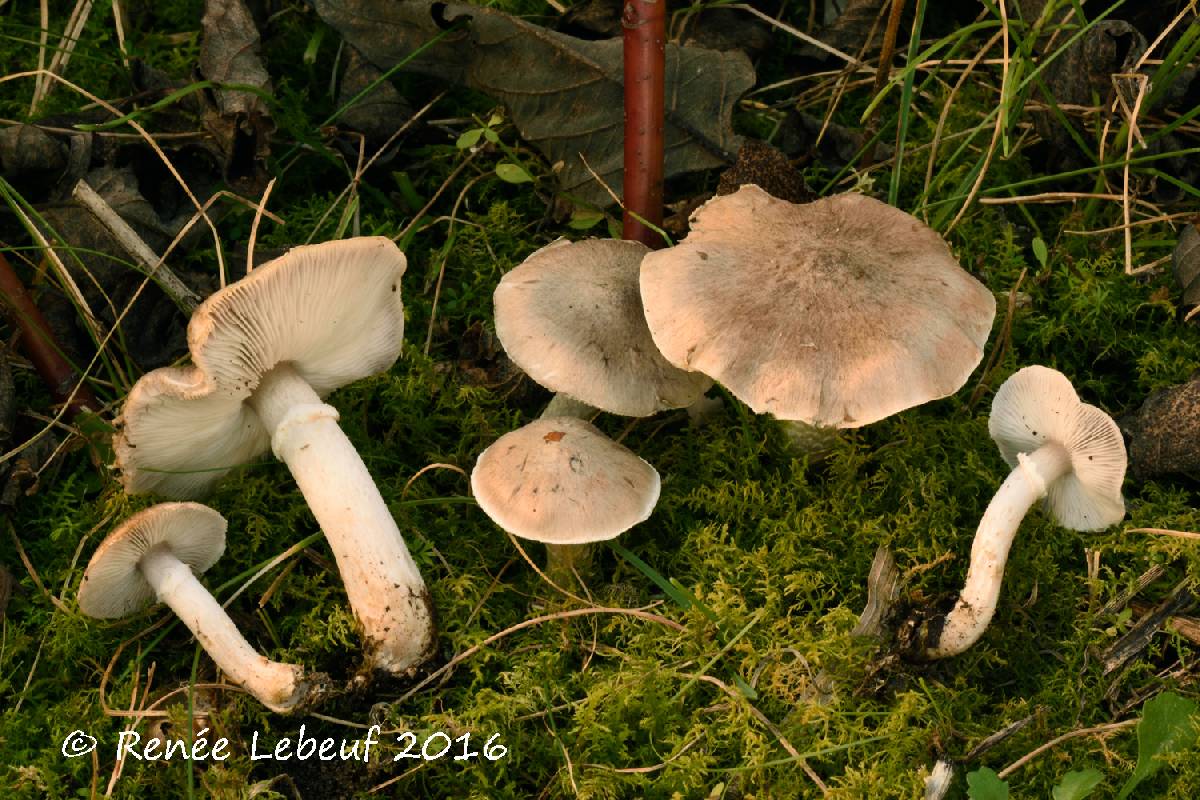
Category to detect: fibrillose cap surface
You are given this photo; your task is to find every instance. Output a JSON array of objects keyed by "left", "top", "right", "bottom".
[
  {"left": 639, "top": 185, "right": 996, "bottom": 427},
  {"left": 988, "top": 365, "right": 1127, "bottom": 531},
  {"left": 495, "top": 238, "right": 712, "bottom": 417},
  {"left": 79, "top": 503, "right": 226, "bottom": 619},
  {"left": 470, "top": 417, "right": 661, "bottom": 544},
  {"left": 115, "top": 236, "right": 407, "bottom": 498}
]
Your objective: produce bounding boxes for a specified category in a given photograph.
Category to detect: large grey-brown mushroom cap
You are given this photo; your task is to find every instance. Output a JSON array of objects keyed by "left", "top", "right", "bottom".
[
  {"left": 640, "top": 185, "right": 996, "bottom": 427},
  {"left": 495, "top": 238, "right": 712, "bottom": 416},
  {"left": 988, "top": 365, "right": 1126, "bottom": 531},
  {"left": 79, "top": 503, "right": 226, "bottom": 619},
  {"left": 114, "top": 237, "right": 407, "bottom": 498},
  {"left": 470, "top": 417, "right": 661, "bottom": 544}
]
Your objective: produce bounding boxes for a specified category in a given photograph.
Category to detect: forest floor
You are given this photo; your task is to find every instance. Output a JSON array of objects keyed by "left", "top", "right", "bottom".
[{"left": 2, "top": 1, "right": 1200, "bottom": 798}]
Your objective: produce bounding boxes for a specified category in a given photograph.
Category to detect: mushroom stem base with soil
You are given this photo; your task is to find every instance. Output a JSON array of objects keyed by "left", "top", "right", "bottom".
[
  {"left": 249, "top": 363, "right": 434, "bottom": 675},
  {"left": 140, "top": 546, "right": 311, "bottom": 713},
  {"left": 916, "top": 441, "right": 1071, "bottom": 659}
]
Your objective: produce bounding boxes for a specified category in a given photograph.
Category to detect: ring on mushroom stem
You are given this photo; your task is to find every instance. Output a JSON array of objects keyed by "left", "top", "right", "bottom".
[
  {"left": 78, "top": 503, "right": 324, "bottom": 713},
  {"left": 906, "top": 366, "right": 1127, "bottom": 660},
  {"left": 113, "top": 237, "right": 434, "bottom": 677}
]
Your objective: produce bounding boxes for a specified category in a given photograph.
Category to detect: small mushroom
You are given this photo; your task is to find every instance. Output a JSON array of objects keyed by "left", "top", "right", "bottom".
[
  {"left": 471, "top": 417, "right": 660, "bottom": 584},
  {"left": 908, "top": 366, "right": 1127, "bottom": 659},
  {"left": 114, "top": 237, "right": 433, "bottom": 676},
  {"left": 639, "top": 185, "right": 996, "bottom": 446},
  {"left": 78, "top": 503, "right": 322, "bottom": 713}
]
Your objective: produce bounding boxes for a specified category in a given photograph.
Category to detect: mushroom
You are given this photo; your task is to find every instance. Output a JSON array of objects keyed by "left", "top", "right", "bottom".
[
  {"left": 488, "top": 238, "right": 708, "bottom": 579},
  {"left": 908, "top": 366, "right": 1127, "bottom": 659},
  {"left": 113, "top": 237, "right": 433, "bottom": 676},
  {"left": 78, "top": 503, "right": 322, "bottom": 713},
  {"left": 471, "top": 417, "right": 660, "bottom": 584},
  {"left": 494, "top": 237, "right": 712, "bottom": 418},
  {"left": 639, "top": 185, "right": 996, "bottom": 446}
]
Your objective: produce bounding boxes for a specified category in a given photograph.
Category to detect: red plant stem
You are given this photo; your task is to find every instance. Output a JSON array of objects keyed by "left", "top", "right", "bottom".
[
  {"left": 0, "top": 252, "right": 99, "bottom": 417},
  {"left": 622, "top": 0, "right": 666, "bottom": 248}
]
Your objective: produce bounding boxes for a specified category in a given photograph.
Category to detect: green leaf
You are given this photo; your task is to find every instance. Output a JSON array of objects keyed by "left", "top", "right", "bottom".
[
  {"left": 456, "top": 128, "right": 483, "bottom": 149},
  {"left": 1117, "top": 691, "right": 1199, "bottom": 799},
  {"left": 567, "top": 209, "right": 605, "bottom": 230},
  {"left": 495, "top": 162, "right": 533, "bottom": 184},
  {"left": 1032, "top": 236, "right": 1049, "bottom": 267},
  {"left": 966, "top": 767, "right": 1008, "bottom": 800},
  {"left": 1052, "top": 768, "right": 1103, "bottom": 800},
  {"left": 482, "top": 127, "right": 500, "bottom": 144}
]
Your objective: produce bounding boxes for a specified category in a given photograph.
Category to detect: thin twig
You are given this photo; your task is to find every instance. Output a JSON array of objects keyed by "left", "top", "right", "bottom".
[{"left": 71, "top": 180, "right": 200, "bottom": 312}]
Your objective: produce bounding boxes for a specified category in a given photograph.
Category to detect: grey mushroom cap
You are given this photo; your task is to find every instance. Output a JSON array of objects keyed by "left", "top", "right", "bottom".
[
  {"left": 470, "top": 417, "right": 661, "bottom": 544},
  {"left": 78, "top": 503, "right": 226, "bottom": 619},
  {"left": 988, "top": 365, "right": 1127, "bottom": 531},
  {"left": 114, "top": 236, "right": 407, "bottom": 498},
  {"left": 495, "top": 238, "right": 712, "bottom": 417},
  {"left": 639, "top": 185, "right": 996, "bottom": 427}
]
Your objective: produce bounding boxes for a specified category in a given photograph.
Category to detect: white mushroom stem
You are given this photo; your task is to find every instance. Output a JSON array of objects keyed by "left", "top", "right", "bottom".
[
  {"left": 140, "top": 546, "right": 307, "bottom": 713},
  {"left": 923, "top": 441, "right": 1072, "bottom": 658},
  {"left": 249, "top": 363, "right": 433, "bottom": 675}
]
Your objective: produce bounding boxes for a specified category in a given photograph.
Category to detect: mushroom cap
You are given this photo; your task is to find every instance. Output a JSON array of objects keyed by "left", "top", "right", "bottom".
[
  {"left": 470, "top": 417, "right": 661, "bottom": 544},
  {"left": 114, "top": 236, "right": 407, "bottom": 498},
  {"left": 79, "top": 502, "right": 227, "bottom": 619},
  {"left": 494, "top": 238, "right": 712, "bottom": 416},
  {"left": 988, "top": 365, "right": 1127, "bottom": 531},
  {"left": 639, "top": 185, "right": 996, "bottom": 427}
]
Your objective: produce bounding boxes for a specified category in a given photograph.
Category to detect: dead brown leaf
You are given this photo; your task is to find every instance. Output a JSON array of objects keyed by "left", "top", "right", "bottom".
[{"left": 308, "top": 0, "right": 753, "bottom": 207}]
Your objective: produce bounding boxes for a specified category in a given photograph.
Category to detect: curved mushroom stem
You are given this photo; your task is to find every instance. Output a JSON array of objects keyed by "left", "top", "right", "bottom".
[
  {"left": 918, "top": 442, "right": 1072, "bottom": 659},
  {"left": 140, "top": 546, "right": 313, "bottom": 713},
  {"left": 249, "top": 363, "right": 434, "bottom": 676},
  {"left": 540, "top": 394, "right": 600, "bottom": 586}
]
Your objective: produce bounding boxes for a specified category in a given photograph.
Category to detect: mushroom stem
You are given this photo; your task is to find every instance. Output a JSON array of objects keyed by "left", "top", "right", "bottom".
[
  {"left": 140, "top": 546, "right": 308, "bottom": 713},
  {"left": 248, "top": 363, "right": 434, "bottom": 675},
  {"left": 922, "top": 441, "right": 1072, "bottom": 658},
  {"left": 540, "top": 394, "right": 600, "bottom": 586}
]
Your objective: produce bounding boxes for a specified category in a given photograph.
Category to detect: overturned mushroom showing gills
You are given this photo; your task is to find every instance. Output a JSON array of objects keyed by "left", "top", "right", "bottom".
[
  {"left": 113, "top": 237, "right": 433, "bottom": 676},
  {"left": 471, "top": 417, "right": 660, "bottom": 584},
  {"left": 494, "top": 238, "right": 711, "bottom": 417},
  {"left": 911, "top": 366, "right": 1126, "bottom": 659},
  {"left": 78, "top": 503, "right": 320, "bottom": 713},
  {"left": 640, "top": 185, "right": 995, "bottom": 436}
]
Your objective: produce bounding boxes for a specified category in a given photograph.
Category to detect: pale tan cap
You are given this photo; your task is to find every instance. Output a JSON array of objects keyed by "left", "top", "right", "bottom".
[
  {"left": 495, "top": 238, "right": 712, "bottom": 417},
  {"left": 114, "top": 237, "right": 407, "bottom": 498},
  {"left": 79, "top": 503, "right": 226, "bottom": 619},
  {"left": 989, "top": 365, "right": 1126, "bottom": 531},
  {"left": 470, "top": 417, "right": 660, "bottom": 544},
  {"left": 640, "top": 185, "right": 996, "bottom": 427}
]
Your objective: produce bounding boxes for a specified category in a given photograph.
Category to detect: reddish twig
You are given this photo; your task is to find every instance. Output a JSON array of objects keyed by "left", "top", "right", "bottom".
[
  {"left": 622, "top": 0, "right": 666, "bottom": 248},
  {"left": 0, "top": 251, "right": 99, "bottom": 416}
]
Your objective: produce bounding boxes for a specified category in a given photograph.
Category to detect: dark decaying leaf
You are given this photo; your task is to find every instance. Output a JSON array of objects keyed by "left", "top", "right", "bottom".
[
  {"left": 307, "top": 0, "right": 754, "bottom": 207},
  {"left": 799, "top": 0, "right": 887, "bottom": 61},
  {"left": 1172, "top": 220, "right": 1200, "bottom": 304},
  {"left": 199, "top": 0, "right": 275, "bottom": 191},
  {"left": 776, "top": 110, "right": 894, "bottom": 168},
  {"left": 40, "top": 166, "right": 214, "bottom": 370},
  {"left": 556, "top": 0, "right": 772, "bottom": 58},
  {"left": 1123, "top": 371, "right": 1200, "bottom": 479},
  {"left": 336, "top": 46, "right": 415, "bottom": 148},
  {"left": 1032, "top": 21, "right": 1146, "bottom": 164}
]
